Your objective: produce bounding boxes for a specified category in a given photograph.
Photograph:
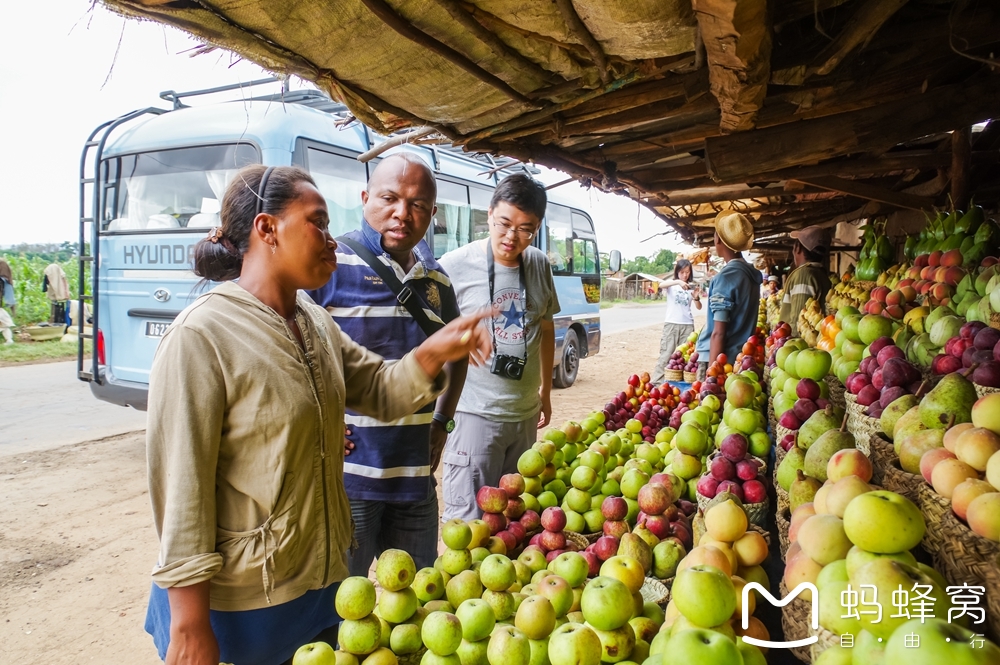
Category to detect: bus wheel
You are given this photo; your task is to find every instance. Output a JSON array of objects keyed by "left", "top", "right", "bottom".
[{"left": 554, "top": 329, "right": 579, "bottom": 389}]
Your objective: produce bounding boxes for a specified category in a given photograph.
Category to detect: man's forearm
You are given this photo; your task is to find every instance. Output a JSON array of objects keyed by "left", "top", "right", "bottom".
[
  {"left": 709, "top": 320, "right": 728, "bottom": 364},
  {"left": 435, "top": 359, "right": 468, "bottom": 418}
]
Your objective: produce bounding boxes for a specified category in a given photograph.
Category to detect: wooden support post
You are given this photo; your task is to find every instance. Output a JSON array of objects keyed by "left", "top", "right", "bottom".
[
  {"left": 951, "top": 126, "right": 972, "bottom": 209},
  {"left": 810, "top": 0, "right": 910, "bottom": 76}
]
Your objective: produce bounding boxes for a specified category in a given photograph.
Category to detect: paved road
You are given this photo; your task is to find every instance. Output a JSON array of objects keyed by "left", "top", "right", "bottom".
[
  {"left": 599, "top": 302, "right": 666, "bottom": 336},
  {"left": 0, "top": 303, "right": 668, "bottom": 458},
  {"left": 0, "top": 361, "right": 147, "bottom": 457}
]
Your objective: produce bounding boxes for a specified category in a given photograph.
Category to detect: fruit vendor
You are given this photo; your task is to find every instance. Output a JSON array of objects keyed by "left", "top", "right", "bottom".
[
  {"left": 142, "top": 165, "right": 491, "bottom": 665},
  {"left": 0, "top": 259, "right": 15, "bottom": 344},
  {"left": 439, "top": 174, "right": 561, "bottom": 522},
  {"left": 306, "top": 153, "right": 467, "bottom": 576},
  {"left": 779, "top": 225, "right": 833, "bottom": 335},
  {"left": 651, "top": 258, "right": 703, "bottom": 384},
  {"left": 695, "top": 212, "right": 762, "bottom": 377}
]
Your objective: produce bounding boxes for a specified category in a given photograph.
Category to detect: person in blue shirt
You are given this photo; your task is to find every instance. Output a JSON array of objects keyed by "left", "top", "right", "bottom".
[
  {"left": 308, "top": 153, "right": 467, "bottom": 574},
  {"left": 695, "top": 212, "right": 762, "bottom": 376}
]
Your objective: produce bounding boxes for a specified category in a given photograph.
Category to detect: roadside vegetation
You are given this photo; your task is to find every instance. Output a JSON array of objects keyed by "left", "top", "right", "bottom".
[
  {"left": 1, "top": 243, "right": 90, "bottom": 327},
  {"left": 0, "top": 339, "right": 85, "bottom": 365}
]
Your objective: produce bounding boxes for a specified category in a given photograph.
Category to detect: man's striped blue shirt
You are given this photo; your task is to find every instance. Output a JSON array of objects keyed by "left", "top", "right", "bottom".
[{"left": 307, "top": 221, "right": 458, "bottom": 502}]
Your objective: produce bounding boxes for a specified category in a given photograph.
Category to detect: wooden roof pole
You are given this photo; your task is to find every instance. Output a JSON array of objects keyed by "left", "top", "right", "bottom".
[
  {"left": 356, "top": 0, "right": 538, "bottom": 108},
  {"left": 791, "top": 176, "right": 935, "bottom": 211},
  {"left": 810, "top": 0, "right": 911, "bottom": 77},
  {"left": 429, "top": 0, "right": 565, "bottom": 85},
  {"left": 552, "top": 0, "right": 611, "bottom": 84}
]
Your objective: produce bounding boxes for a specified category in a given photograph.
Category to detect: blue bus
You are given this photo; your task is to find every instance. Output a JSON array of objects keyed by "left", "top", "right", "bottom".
[{"left": 76, "top": 80, "right": 619, "bottom": 409}]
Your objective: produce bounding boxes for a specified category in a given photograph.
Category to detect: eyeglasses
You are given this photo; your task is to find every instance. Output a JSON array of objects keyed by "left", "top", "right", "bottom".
[{"left": 492, "top": 218, "right": 535, "bottom": 240}]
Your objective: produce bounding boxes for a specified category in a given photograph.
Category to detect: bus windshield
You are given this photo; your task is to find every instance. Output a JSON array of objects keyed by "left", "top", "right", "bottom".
[{"left": 102, "top": 143, "right": 259, "bottom": 232}]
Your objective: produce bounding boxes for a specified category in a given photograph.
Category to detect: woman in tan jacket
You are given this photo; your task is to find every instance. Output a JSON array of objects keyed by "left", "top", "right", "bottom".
[{"left": 143, "top": 165, "right": 490, "bottom": 665}]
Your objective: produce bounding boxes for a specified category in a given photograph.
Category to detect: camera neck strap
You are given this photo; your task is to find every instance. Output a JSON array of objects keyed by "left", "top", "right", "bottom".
[{"left": 486, "top": 241, "right": 528, "bottom": 358}]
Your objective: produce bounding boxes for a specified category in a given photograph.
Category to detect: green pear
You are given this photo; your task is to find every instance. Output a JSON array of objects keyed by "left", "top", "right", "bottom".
[
  {"left": 790, "top": 469, "right": 822, "bottom": 512},
  {"left": 798, "top": 406, "right": 846, "bottom": 450},
  {"left": 880, "top": 394, "right": 918, "bottom": 441},
  {"left": 893, "top": 406, "right": 927, "bottom": 454},
  {"left": 777, "top": 447, "right": 806, "bottom": 492},
  {"left": 918, "top": 372, "right": 977, "bottom": 430},
  {"left": 804, "top": 420, "right": 856, "bottom": 482}
]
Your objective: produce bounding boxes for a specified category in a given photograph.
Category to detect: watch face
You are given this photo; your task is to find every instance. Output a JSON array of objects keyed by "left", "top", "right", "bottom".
[{"left": 445, "top": 420, "right": 456, "bottom": 433}]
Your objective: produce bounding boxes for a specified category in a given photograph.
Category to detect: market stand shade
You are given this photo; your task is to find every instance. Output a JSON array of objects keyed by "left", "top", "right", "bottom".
[{"left": 103, "top": 0, "right": 1000, "bottom": 244}]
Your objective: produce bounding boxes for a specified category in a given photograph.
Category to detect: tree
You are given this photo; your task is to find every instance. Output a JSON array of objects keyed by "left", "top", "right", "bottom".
[{"left": 622, "top": 248, "right": 677, "bottom": 276}]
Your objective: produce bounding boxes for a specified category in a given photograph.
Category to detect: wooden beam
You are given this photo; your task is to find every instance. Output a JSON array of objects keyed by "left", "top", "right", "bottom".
[
  {"left": 704, "top": 76, "right": 1000, "bottom": 182},
  {"left": 429, "top": 0, "right": 564, "bottom": 85},
  {"left": 692, "top": 0, "right": 771, "bottom": 132},
  {"left": 663, "top": 185, "right": 827, "bottom": 206},
  {"left": 792, "top": 176, "right": 935, "bottom": 211},
  {"left": 952, "top": 126, "right": 972, "bottom": 209},
  {"left": 356, "top": 0, "right": 537, "bottom": 108},
  {"left": 810, "top": 0, "right": 910, "bottom": 77},
  {"left": 552, "top": 0, "right": 611, "bottom": 84}
]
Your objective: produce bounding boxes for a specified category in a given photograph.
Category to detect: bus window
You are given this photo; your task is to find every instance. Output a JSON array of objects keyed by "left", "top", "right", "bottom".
[
  {"left": 432, "top": 180, "right": 470, "bottom": 258},
  {"left": 307, "top": 148, "right": 366, "bottom": 237},
  {"left": 573, "top": 238, "right": 598, "bottom": 275},
  {"left": 104, "top": 144, "right": 258, "bottom": 232},
  {"left": 546, "top": 205, "right": 573, "bottom": 274},
  {"left": 469, "top": 187, "right": 492, "bottom": 243}
]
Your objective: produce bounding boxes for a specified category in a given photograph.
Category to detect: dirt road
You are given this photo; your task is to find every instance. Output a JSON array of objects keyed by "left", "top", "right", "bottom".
[{"left": 0, "top": 322, "right": 678, "bottom": 664}]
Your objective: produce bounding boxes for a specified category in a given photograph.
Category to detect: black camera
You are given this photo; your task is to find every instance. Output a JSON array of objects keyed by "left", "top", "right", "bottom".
[{"left": 491, "top": 354, "right": 526, "bottom": 380}]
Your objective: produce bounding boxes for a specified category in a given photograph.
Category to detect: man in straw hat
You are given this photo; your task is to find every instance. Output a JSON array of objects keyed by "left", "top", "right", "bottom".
[
  {"left": 780, "top": 225, "right": 832, "bottom": 335},
  {"left": 695, "top": 211, "right": 763, "bottom": 377}
]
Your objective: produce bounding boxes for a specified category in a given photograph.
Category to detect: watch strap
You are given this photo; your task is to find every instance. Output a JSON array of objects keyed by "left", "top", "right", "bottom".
[{"left": 432, "top": 412, "right": 456, "bottom": 432}]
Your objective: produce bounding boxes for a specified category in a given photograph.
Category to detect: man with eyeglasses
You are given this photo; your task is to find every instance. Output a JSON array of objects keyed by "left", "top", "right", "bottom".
[{"left": 438, "top": 174, "right": 560, "bottom": 521}]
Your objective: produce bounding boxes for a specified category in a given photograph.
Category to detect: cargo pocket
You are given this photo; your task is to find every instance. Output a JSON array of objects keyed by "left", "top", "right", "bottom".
[
  {"left": 214, "top": 472, "right": 300, "bottom": 604},
  {"left": 442, "top": 451, "right": 474, "bottom": 517}
]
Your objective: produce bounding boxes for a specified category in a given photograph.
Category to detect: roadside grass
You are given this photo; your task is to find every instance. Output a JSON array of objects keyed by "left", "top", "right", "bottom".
[
  {"left": 0, "top": 339, "right": 86, "bottom": 365},
  {"left": 600, "top": 298, "right": 663, "bottom": 309}
]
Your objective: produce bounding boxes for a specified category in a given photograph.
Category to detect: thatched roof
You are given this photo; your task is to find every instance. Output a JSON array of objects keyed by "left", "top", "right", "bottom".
[{"left": 102, "top": 0, "right": 1000, "bottom": 248}]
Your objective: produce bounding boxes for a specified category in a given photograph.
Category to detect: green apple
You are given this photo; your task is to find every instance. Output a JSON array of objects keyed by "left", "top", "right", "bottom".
[
  {"left": 748, "top": 431, "right": 771, "bottom": 458},
  {"left": 811, "top": 644, "right": 851, "bottom": 665},
  {"left": 580, "top": 576, "right": 634, "bottom": 630},
  {"left": 518, "top": 450, "right": 546, "bottom": 477},
  {"left": 652, "top": 540, "right": 684, "bottom": 580},
  {"left": 487, "top": 625, "right": 531, "bottom": 665},
  {"left": 620, "top": 469, "right": 650, "bottom": 500},
  {"left": 843, "top": 491, "right": 925, "bottom": 554},
  {"left": 851, "top": 560, "right": 949, "bottom": 639},
  {"left": 482, "top": 589, "right": 516, "bottom": 621},
  {"left": 390, "top": 624, "right": 425, "bottom": 655},
  {"left": 670, "top": 566, "right": 736, "bottom": 629},
  {"left": 518, "top": 548, "right": 548, "bottom": 575},
  {"left": 736, "top": 637, "right": 768, "bottom": 665},
  {"left": 422, "top": 612, "right": 464, "bottom": 656},
  {"left": 362, "top": 647, "right": 396, "bottom": 665},
  {"left": 674, "top": 422, "right": 709, "bottom": 457},
  {"left": 379, "top": 587, "right": 419, "bottom": 623},
  {"left": 422, "top": 651, "right": 462, "bottom": 665},
  {"left": 336, "top": 576, "right": 377, "bottom": 621},
  {"left": 844, "top": 545, "right": 916, "bottom": 579},
  {"left": 480, "top": 554, "right": 517, "bottom": 592},
  {"left": 375, "top": 548, "right": 416, "bottom": 592},
  {"left": 442, "top": 519, "right": 474, "bottom": 550},
  {"left": 413, "top": 567, "right": 446, "bottom": 603},
  {"left": 333, "top": 651, "right": 359, "bottom": 665},
  {"left": 548, "top": 551, "right": 589, "bottom": 588},
  {"left": 339, "top": 615, "right": 383, "bottom": 655},
  {"left": 457, "top": 639, "right": 490, "bottom": 665},
  {"left": 884, "top": 618, "right": 1000, "bottom": 665},
  {"left": 528, "top": 638, "right": 550, "bottom": 665},
  {"left": 446, "top": 570, "right": 484, "bottom": 609},
  {"left": 818, "top": 580, "right": 861, "bottom": 637},
  {"left": 659, "top": 628, "right": 741, "bottom": 664},
  {"left": 537, "top": 491, "right": 558, "bottom": 510},
  {"left": 442, "top": 548, "right": 474, "bottom": 575},
  {"left": 293, "top": 642, "right": 337, "bottom": 665},
  {"left": 515, "top": 596, "right": 556, "bottom": 640},
  {"left": 455, "top": 598, "right": 497, "bottom": 642},
  {"left": 548, "top": 623, "right": 602, "bottom": 665},
  {"left": 628, "top": 616, "right": 659, "bottom": 643},
  {"left": 564, "top": 487, "right": 592, "bottom": 514},
  {"left": 564, "top": 508, "right": 586, "bottom": 534},
  {"left": 536, "top": 573, "right": 574, "bottom": 618},
  {"left": 589, "top": 623, "right": 636, "bottom": 663}
]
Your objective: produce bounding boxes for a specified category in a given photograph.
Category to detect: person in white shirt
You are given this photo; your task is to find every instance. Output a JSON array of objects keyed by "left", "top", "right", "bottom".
[{"left": 651, "top": 259, "right": 702, "bottom": 384}]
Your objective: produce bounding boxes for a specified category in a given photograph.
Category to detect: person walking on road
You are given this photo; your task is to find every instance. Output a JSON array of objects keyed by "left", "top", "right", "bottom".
[
  {"left": 307, "top": 153, "right": 466, "bottom": 575},
  {"left": 142, "top": 164, "right": 491, "bottom": 665},
  {"left": 438, "top": 174, "right": 560, "bottom": 522},
  {"left": 0, "top": 259, "right": 16, "bottom": 344},
  {"left": 695, "top": 212, "right": 762, "bottom": 377},
  {"left": 651, "top": 258, "right": 702, "bottom": 384},
  {"left": 780, "top": 225, "right": 832, "bottom": 335}
]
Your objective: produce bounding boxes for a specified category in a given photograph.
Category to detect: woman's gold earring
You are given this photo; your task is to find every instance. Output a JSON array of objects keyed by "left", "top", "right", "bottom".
[{"left": 270, "top": 243, "right": 276, "bottom": 255}]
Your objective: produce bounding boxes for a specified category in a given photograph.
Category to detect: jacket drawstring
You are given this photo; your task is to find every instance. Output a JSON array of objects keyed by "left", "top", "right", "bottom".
[{"left": 259, "top": 521, "right": 277, "bottom": 604}]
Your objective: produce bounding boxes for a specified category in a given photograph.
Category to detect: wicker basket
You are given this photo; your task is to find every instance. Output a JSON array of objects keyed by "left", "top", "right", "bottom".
[
  {"left": 990, "top": 312, "right": 1000, "bottom": 331},
  {"left": 779, "top": 581, "right": 815, "bottom": 663},
  {"left": 579, "top": 532, "right": 601, "bottom": 544},
  {"left": 664, "top": 369, "right": 683, "bottom": 382},
  {"left": 916, "top": 483, "right": 952, "bottom": 559},
  {"left": 936, "top": 509, "right": 1000, "bottom": 642},
  {"left": 683, "top": 370, "right": 697, "bottom": 383},
  {"left": 774, "top": 422, "right": 796, "bottom": 446},
  {"left": 776, "top": 505, "right": 791, "bottom": 560},
  {"left": 640, "top": 577, "right": 671, "bottom": 606},
  {"left": 564, "top": 531, "right": 589, "bottom": 552},
  {"left": 868, "top": 433, "right": 896, "bottom": 486},
  {"left": 825, "top": 374, "right": 846, "bottom": 411},
  {"left": 844, "top": 393, "right": 877, "bottom": 455},
  {"left": 879, "top": 457, "right": 923, "bottom": 506},
  {"left": 776, "top": 484, "right": 790, "bottom": 514},
  {"left": 810, "top": 626, "right": 843, "bottom": 662},
  {"left": 774, "top": 442, "right": 787, "bottom": 469},
  {"left": 975, "top": 382, "right": 1000, "bottom": 398}
]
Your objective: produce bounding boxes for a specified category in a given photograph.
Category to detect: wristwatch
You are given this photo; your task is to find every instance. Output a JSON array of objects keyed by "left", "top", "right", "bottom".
[{"left": 432, "top": 412, "right": 456, "bottom": 433}]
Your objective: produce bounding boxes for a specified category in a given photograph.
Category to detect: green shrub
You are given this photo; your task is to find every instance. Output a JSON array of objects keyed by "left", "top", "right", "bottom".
[{"left": 1, "top": 247, "right": 90, "bottom": 327}]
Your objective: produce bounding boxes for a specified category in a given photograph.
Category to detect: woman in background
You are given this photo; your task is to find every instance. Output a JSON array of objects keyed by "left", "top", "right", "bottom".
[
  {"left": 651, "top": 258, "right": 702, "bottom": 384},
  {"left": 0, "top": 259, "right": 15, "bottom": 344}
]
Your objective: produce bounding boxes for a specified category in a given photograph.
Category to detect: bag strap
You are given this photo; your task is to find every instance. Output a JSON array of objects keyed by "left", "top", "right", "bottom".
[{"left": 336, "top": 236, "right": 444, "bottom": 337}]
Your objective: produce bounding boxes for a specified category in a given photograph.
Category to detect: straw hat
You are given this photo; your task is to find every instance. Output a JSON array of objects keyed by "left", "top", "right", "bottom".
[{"left": 715, "top": 211, "right": 754, "bottom": 252}]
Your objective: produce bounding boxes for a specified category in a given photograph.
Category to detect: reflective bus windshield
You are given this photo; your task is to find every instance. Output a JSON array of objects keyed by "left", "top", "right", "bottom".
[{"left": 102, "top": 144, "right": 258, "bottom": 232}]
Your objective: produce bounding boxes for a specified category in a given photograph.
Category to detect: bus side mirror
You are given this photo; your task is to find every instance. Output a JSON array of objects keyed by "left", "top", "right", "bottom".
[{"left": 608, "top": 249, "right": 621, "bottom": 274}]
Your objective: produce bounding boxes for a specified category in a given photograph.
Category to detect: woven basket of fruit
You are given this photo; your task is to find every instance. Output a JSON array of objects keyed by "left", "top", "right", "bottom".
[
  {"left": 776, "top": 506, "right": 791, "bottom": 559},
  {"left": 990, "top": 312, "right": 1000, "bottom": 331},
  {"left": 879, "top": 457, "right": 923, "bottom": 507},
  {"left": 916, "top": 483, "right": 951, "bottom": 558},
  {"left": 809, "top": 626, "right": 842, "bottom": 663},
  {"left": 774, "top": 422, "right": 795, "bottom": 446},
  {"left": 682, "top": 370, "right": 697, "bottom": 383},
  {"left": 975, "top": 382, "right": 1000, "bottom": 398},
  {"left": 867, "top": 434, "right": 895, "bottom": 486},
  {"left": 779, "top": 581, "right": 814, "bottom": 663},
  {"left": 664, "top": 369, "right": 683, "bottom": 382},
  {"left": 640, "top": 577, "right": 671, "bottom": 606},
  {"left": 564, "top": 531, "right": 589, "bottom": 552},
  {"left": 824, "top": 374, "right": 846, "bottom": 410},
  {"left": 936, "top": 509, "right": 1000, "bottom": 642}
]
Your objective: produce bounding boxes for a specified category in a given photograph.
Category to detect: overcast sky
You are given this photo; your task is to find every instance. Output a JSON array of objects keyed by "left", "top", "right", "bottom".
[{"left": 0, "top": 0, "right": 691, "bottom": 260}]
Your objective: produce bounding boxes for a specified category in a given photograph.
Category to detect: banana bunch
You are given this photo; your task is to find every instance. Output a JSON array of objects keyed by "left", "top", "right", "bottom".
[
  {"left": 826, "top": 280, "right": 871, "bottom": 310},
  {"left": 766, "top": 293, "right": 781, "bottom": 328},
  {"left": 797, "top": 298, "right": 824, "bottom": 347}
]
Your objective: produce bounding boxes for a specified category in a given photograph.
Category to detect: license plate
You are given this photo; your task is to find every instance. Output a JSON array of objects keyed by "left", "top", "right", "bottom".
[{"left": 145, "top": 321, "right": 170, "bottom": 338}]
